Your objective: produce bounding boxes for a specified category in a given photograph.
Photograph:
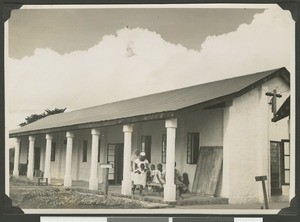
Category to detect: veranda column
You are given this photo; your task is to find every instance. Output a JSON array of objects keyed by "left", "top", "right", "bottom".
[
  {"left": 27, "top": 136, "right": 35, "bottom": 180},
  {"left": 64, "top": 131, "right": 74, "bottom": 187},
  {"left": 121, "top": 124, "right": 133, "bottom": 195},
  {"left": 89, "top": 129, "right": 100, "bottom": 190},
  {"left": 164, "top": 118, "right": 177, "bottom": 202},
  {"left": 44, "top": 134, "right": 53, "bottom": 184},
  {"left": 13, "top": 138, "right": 21, "bottom": 178}
]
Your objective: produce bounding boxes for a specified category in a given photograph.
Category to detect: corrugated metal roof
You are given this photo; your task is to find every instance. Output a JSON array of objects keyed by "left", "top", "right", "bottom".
[{"left": 9, "top": 67, "right": 289, "bottom": 136}]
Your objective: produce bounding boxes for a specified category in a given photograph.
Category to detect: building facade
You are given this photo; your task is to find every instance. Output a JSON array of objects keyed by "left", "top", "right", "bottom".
[{"left": 10, "top": 67, "right": 291, "bottom": 204}]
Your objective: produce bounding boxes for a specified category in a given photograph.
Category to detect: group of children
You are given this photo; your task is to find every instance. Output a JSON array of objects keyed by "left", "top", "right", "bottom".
[
  {"left": 131, "top": 152, "right": 165, "bottom": 195},
  {"left": 131, "top": 150, "right": 189, "bottom": 197}
]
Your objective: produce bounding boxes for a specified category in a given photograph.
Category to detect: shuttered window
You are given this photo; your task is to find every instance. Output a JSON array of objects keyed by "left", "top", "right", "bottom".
[{"left": 161, "top": 134, "right": 167, "bottom": 163}]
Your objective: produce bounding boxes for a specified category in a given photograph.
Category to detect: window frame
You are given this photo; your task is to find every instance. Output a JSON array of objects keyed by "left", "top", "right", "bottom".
[
  {"left": 281, "top": 139, "right": 290, "bottom": 185},
  {"left": 187, "top": 132, "right": 200, "bottom": 164}
]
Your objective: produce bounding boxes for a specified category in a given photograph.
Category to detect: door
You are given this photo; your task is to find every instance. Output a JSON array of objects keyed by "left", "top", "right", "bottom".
[
  {"left": 107, "top": 143, "right": 124, "bottom": 185},
  {"left": 270, "top": 141, "right": 282, "bottom": 195},
  {"left": 34, "top": 147, "right": 41, "bottom": 176}
]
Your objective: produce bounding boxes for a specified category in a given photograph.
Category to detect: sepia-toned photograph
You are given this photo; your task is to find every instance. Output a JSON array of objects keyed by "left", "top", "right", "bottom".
[{"left": 4, "top": 4, "right": 295, "bottom": 214}]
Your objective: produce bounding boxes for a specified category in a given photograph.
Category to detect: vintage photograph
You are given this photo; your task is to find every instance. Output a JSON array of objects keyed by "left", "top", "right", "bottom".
[{"left": 5, "top": 4, "right": 295, "bottom": 213}]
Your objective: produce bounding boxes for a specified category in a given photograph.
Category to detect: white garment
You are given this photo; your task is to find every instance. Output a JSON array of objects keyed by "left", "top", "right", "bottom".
[
  {"left": 133, "top": 158, "right": 149, "bottom": 170},
  {"left": 152, "top": 170, "right": 165, "bottom": 184},
  {"left": 133, "top": 169, "right": 146, "bottom": 187}
]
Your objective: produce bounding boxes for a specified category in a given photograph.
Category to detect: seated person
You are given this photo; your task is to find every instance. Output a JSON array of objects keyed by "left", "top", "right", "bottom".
[
  {"left": 182, "top": 172, "right": 190, "bottom": 193},
  {"left": 153, "top": 163, "right": 165, "bottom": 185},
  {"left": 148, "top": 164, "right": 156, "bottom": 183},
  {"left": 174, "top": 162, "right": 188, "bottom": 197}
]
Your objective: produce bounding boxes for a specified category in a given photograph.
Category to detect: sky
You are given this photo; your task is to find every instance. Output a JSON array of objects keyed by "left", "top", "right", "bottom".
[{"left": 5, "top": 5, "right": 294, "bottom": 139}]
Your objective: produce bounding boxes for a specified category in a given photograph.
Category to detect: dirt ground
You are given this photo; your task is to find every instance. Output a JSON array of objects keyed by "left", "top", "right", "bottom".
[{"left": 9, "top": 179, "right": 146, "bottom": 209}]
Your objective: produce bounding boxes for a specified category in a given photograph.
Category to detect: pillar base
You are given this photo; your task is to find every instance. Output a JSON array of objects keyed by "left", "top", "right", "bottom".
[
  {"left": 121, "top": 179, "right": 132, "bottom": 195},
  {"left": 164, "top": 183, "right": 176, "bottom": 202},
  {"left": 13, "top": 170, "right": 19, "bottom": 178},
  {"left": 27, "top": 170, "right": 34, "bottom": 181},
  {"left": 64, "top": 175, "right": 72, "bottom": 187},
  {"left": 89, "top": 177, "right": 99, "bottom": 190}
]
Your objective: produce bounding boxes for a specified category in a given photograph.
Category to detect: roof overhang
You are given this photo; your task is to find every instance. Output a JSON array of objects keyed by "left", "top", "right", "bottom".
[{"left": 9, "top": 111, "right": 175, "bottom": 138}]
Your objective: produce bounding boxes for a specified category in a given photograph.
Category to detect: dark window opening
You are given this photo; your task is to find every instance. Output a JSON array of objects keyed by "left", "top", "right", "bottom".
[
  {"left": 187, "top": 132, "right": 199, "bottom": 164},
  {"left": 98, "top": 139, "right": 101, "bottom": 163},
  {"left": 51, "top": 142, "right": 56, "bottom": 162},
  {"left": 82, "top": 140, "right": 88, "bottom": 162}
]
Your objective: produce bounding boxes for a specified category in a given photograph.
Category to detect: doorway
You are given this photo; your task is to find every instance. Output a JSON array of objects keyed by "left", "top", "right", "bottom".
[
  {"left": 34, "top": 147, "right": 41, "bottom": 176},
  {"left": 107, "top": 143, "right": 124, "bottom": 185}
]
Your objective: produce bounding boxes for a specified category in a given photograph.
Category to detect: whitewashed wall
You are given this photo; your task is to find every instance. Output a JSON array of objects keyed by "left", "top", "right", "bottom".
[
  {"left": 176, "top": 108, "right": 224, "bottom": 193},
  {"left": 222, "top": 76, "right": 290, "bottom": 204}
]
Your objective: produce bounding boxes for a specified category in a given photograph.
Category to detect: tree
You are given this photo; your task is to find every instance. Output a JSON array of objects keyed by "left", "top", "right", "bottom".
[{"left": 19, "top": 108, "right": 66, "bottom": 127}]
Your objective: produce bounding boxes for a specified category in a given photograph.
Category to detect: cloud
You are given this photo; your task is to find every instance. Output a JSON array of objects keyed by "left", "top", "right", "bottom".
[{"left": 6, "top": 6, "right": 293, "bottom": 132}]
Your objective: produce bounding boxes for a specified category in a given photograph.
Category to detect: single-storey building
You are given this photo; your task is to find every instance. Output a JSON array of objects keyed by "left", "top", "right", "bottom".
[{"left": 9, "top": 67, "right": 291, "bottom": 204}]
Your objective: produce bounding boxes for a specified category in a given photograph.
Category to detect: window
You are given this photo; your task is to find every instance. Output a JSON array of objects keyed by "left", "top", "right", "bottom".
[
  {"left": 98, "top": 139, "right": 101, "bottom": 163},
  {"left": 51, "top": 142, "right": 56, "bottom": 162},
  {"left": 281, "top": 140, "right": 290, "bottom": 185},
  {"left": 161, "top": 134, "right": 167, "bottom": 163},
  {"left": 187, "top": 132, "right": 199, "bottom": 164},
  {"left": 82, "top": 140, "right": 88, "bottom": 162},
  {"left": 141, "top": 135, "right": 151, "bottom": 162}
]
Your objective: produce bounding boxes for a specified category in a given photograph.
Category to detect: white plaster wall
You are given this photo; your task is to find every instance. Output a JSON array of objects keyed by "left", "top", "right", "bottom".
[
  {"left": 222, "top": 88, "right": 265, "bottom": 204},
  {"left": 266, "top": 77, "right": 290, "bottom": 141},
  {"left": 74, "top": 129, "right": 93, "bottom": 182},
  {"left": 176, "top": 108, "right": 224, "bottom": 191},
  {"left": 49, "top": 133, "right": 65, "bottom": 179},
  {"left": 222, "top": 76, "right": 290, "bottom": 204}
]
